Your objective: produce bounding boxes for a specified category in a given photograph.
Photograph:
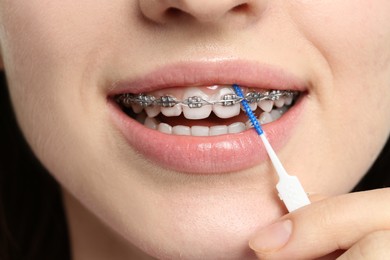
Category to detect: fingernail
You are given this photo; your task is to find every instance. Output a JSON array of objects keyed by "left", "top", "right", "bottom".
[{"left": 249, "top": 219, "right": 292, "bottom": 253}]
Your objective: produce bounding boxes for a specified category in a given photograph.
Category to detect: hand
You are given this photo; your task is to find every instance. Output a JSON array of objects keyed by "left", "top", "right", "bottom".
[{"left": 249, "top": 188, "right": 390, "bottom": 259}]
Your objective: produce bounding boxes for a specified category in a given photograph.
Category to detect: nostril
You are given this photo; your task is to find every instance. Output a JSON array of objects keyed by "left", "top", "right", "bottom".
[
  {"left": 164, "top": 3, "right": 253, "bottom": 23},
  {"left": 165, "top": 7, "right": 188, "bottom": 20},
  {"left": 232, "top": 3, "right": 250, "bottom": 13},
  {"left": 166, "top": 7, "right": 181, "bottom": 17},
  {"left": 139, "top": 0, "right": 266, "bottom": 25}
]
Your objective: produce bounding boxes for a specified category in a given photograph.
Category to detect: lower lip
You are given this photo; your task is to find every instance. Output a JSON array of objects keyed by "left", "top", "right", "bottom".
[{"left": 108, "top": 96, "right": 306, "bottom": 174}]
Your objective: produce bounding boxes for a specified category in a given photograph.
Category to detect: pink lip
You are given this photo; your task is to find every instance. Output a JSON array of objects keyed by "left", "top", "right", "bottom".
[{"left": 108, "top": 60, "right": 308, "bottom": 174}]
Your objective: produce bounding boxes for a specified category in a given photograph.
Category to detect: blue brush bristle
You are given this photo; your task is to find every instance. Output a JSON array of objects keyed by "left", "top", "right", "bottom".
[{"left": 233, "top": 84, "right": 264, "bottom": 135}]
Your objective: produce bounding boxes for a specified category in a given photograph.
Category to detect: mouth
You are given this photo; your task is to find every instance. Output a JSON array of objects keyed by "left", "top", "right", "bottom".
[
  {"left": 114, "top": 86, "right": 299, "bottom": 136},
  {"left": 108, "top": 61, "right": 308, "bottom": 174}
]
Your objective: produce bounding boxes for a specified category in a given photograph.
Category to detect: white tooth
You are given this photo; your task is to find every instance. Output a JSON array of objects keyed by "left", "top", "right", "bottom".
[
  {"left": 258, "top": 112, "right": 273, "bottom": 124},
  {"left": 285, "top": 96, "right": 293, "bottom": 106},
  {"left": 131, "top": 104, "right": 143, "bottom": 114},
  {"left": 172, "top": 125, "right": 191, "bottom": 136},
  {"left": 278, "top": 106, "right": 288, "bottom": 115},
  {"left": 249, "top": 102, "right": 257, "bottom": 111},
  {"left": 209, "top": 125, "right": 228, "bottom": 136},
  {"left": 158, "top": 123, "right": 172, "bottom": 134},
  {"left": 145, "top": 106, "right": 160, "bottom": 117},
  {"left": 161, "top": 104, "right": 182, "bottom": 117},
  {"left": 144, "top": 117, "right": 158, "bottom": 130},
  {"left": 245, "top": 120, "right": 253, "bottom": 129},
  {"left": 182, "top": 88, "right": 212, "bottom": 120},
  {"left": 212, "top": 87, "right": 240, "bottom": 119},
  {"left": 136, "top": 113, "right": 147, "bottom": 124},
  {"left": 274, "top": 97, "right": 285, "bottom": 108},
  {"left": 228, "top": 122, "right": 246, "bottom": 134},
  {"left": 241, "top": 100, "right": 258, "bottom": 111},
  {"left": 258, "top": 100, "right": 274, "bottom": 112},
  {"left": 270, "top": 109, "right": 283, "bottom": 121},
  {"left": 191, "top": 126, "right": 209, "bottom": 136}
]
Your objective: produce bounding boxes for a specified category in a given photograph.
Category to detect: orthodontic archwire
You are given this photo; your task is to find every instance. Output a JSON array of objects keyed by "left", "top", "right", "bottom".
[
  {"left": 233, "top": 84, "right": 310, "bottom": 213},
  {"left": 116, "top": 89, "right": 297, "bottom": 108}
]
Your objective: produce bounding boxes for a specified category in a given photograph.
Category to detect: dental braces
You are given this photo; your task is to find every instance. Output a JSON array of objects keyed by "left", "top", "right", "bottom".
[{"left": 116, "top": 90, "right": 298, "bottom": 108}]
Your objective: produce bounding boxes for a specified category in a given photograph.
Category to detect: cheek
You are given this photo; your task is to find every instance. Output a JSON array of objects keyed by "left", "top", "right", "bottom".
[
  {"left": 0, "top": 1, "right": 147, "bottom": 213},
  {"left": 288, "top": 2, "right": 384, "bottom": 82},
  {"left": 288, "top": 1, "right": 390, "bottom": 133},
  {"left": 289, "top": 0, "right": 390, "bottom": 76},
  {"left": 0, "top": 3, "right": 101, "bottom": 192},
  {"left": 0, "top": 1, "right": 108, "bottom": 153},
  {"left": 285, "top": 1, "right": 390, "bottom": 193}
]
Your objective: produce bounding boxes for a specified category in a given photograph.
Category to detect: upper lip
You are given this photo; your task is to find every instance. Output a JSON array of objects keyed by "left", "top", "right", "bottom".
[{"left": 108, "top": 59, "right": 308, "bottom": 95}]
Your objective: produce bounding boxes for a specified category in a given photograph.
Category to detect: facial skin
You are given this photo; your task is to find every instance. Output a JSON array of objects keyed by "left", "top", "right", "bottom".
[{"left": 0, "top": 0, "right": 390, "bottom": 259}]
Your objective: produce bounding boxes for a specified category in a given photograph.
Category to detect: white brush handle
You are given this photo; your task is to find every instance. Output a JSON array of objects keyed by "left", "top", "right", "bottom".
[
  {"left": 276, "top": 175, "right": 311, "bottom": 212},
  {"left": 260, "top": 134, "right": 310, "bottom": 212}
]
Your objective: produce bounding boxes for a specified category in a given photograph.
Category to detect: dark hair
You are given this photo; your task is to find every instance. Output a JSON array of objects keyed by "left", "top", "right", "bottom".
[
  {"left": 352, "top": 137, "right": 390, "bottom": 191},
  {"left": 0, "top": 70, "right": 389, "bottom": 260}
]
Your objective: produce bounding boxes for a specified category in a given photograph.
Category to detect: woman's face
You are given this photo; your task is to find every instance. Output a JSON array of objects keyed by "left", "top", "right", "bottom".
[{"left": 1, "top": 0, "right": 390, "bottom": 258}]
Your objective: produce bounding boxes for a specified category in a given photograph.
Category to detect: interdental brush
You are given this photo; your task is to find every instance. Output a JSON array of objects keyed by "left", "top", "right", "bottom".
[{"left": 233, "top": 84, "right": 310, "bottom": 212}]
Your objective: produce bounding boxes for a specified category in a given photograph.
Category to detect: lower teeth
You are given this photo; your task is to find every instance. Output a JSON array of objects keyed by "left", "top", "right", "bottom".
[{"left": 133, "top": 106, "right": 290, "bottom": 136}]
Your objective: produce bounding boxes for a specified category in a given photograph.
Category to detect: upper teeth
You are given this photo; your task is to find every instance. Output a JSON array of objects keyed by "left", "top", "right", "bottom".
[
  {"left": 212, "top": 87, "right": 241, "bottom": 119},
  {"left": 117, "top": 87, "right": 296, "bottom": 109},
  {"left": 182, "top": 87, "right": 212, "bottom": 119}
]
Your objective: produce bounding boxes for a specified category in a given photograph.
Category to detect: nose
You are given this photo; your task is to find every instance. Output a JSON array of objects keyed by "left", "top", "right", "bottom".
[{"left": 139, "top": 0, "right": 266, "bottom": 24}]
